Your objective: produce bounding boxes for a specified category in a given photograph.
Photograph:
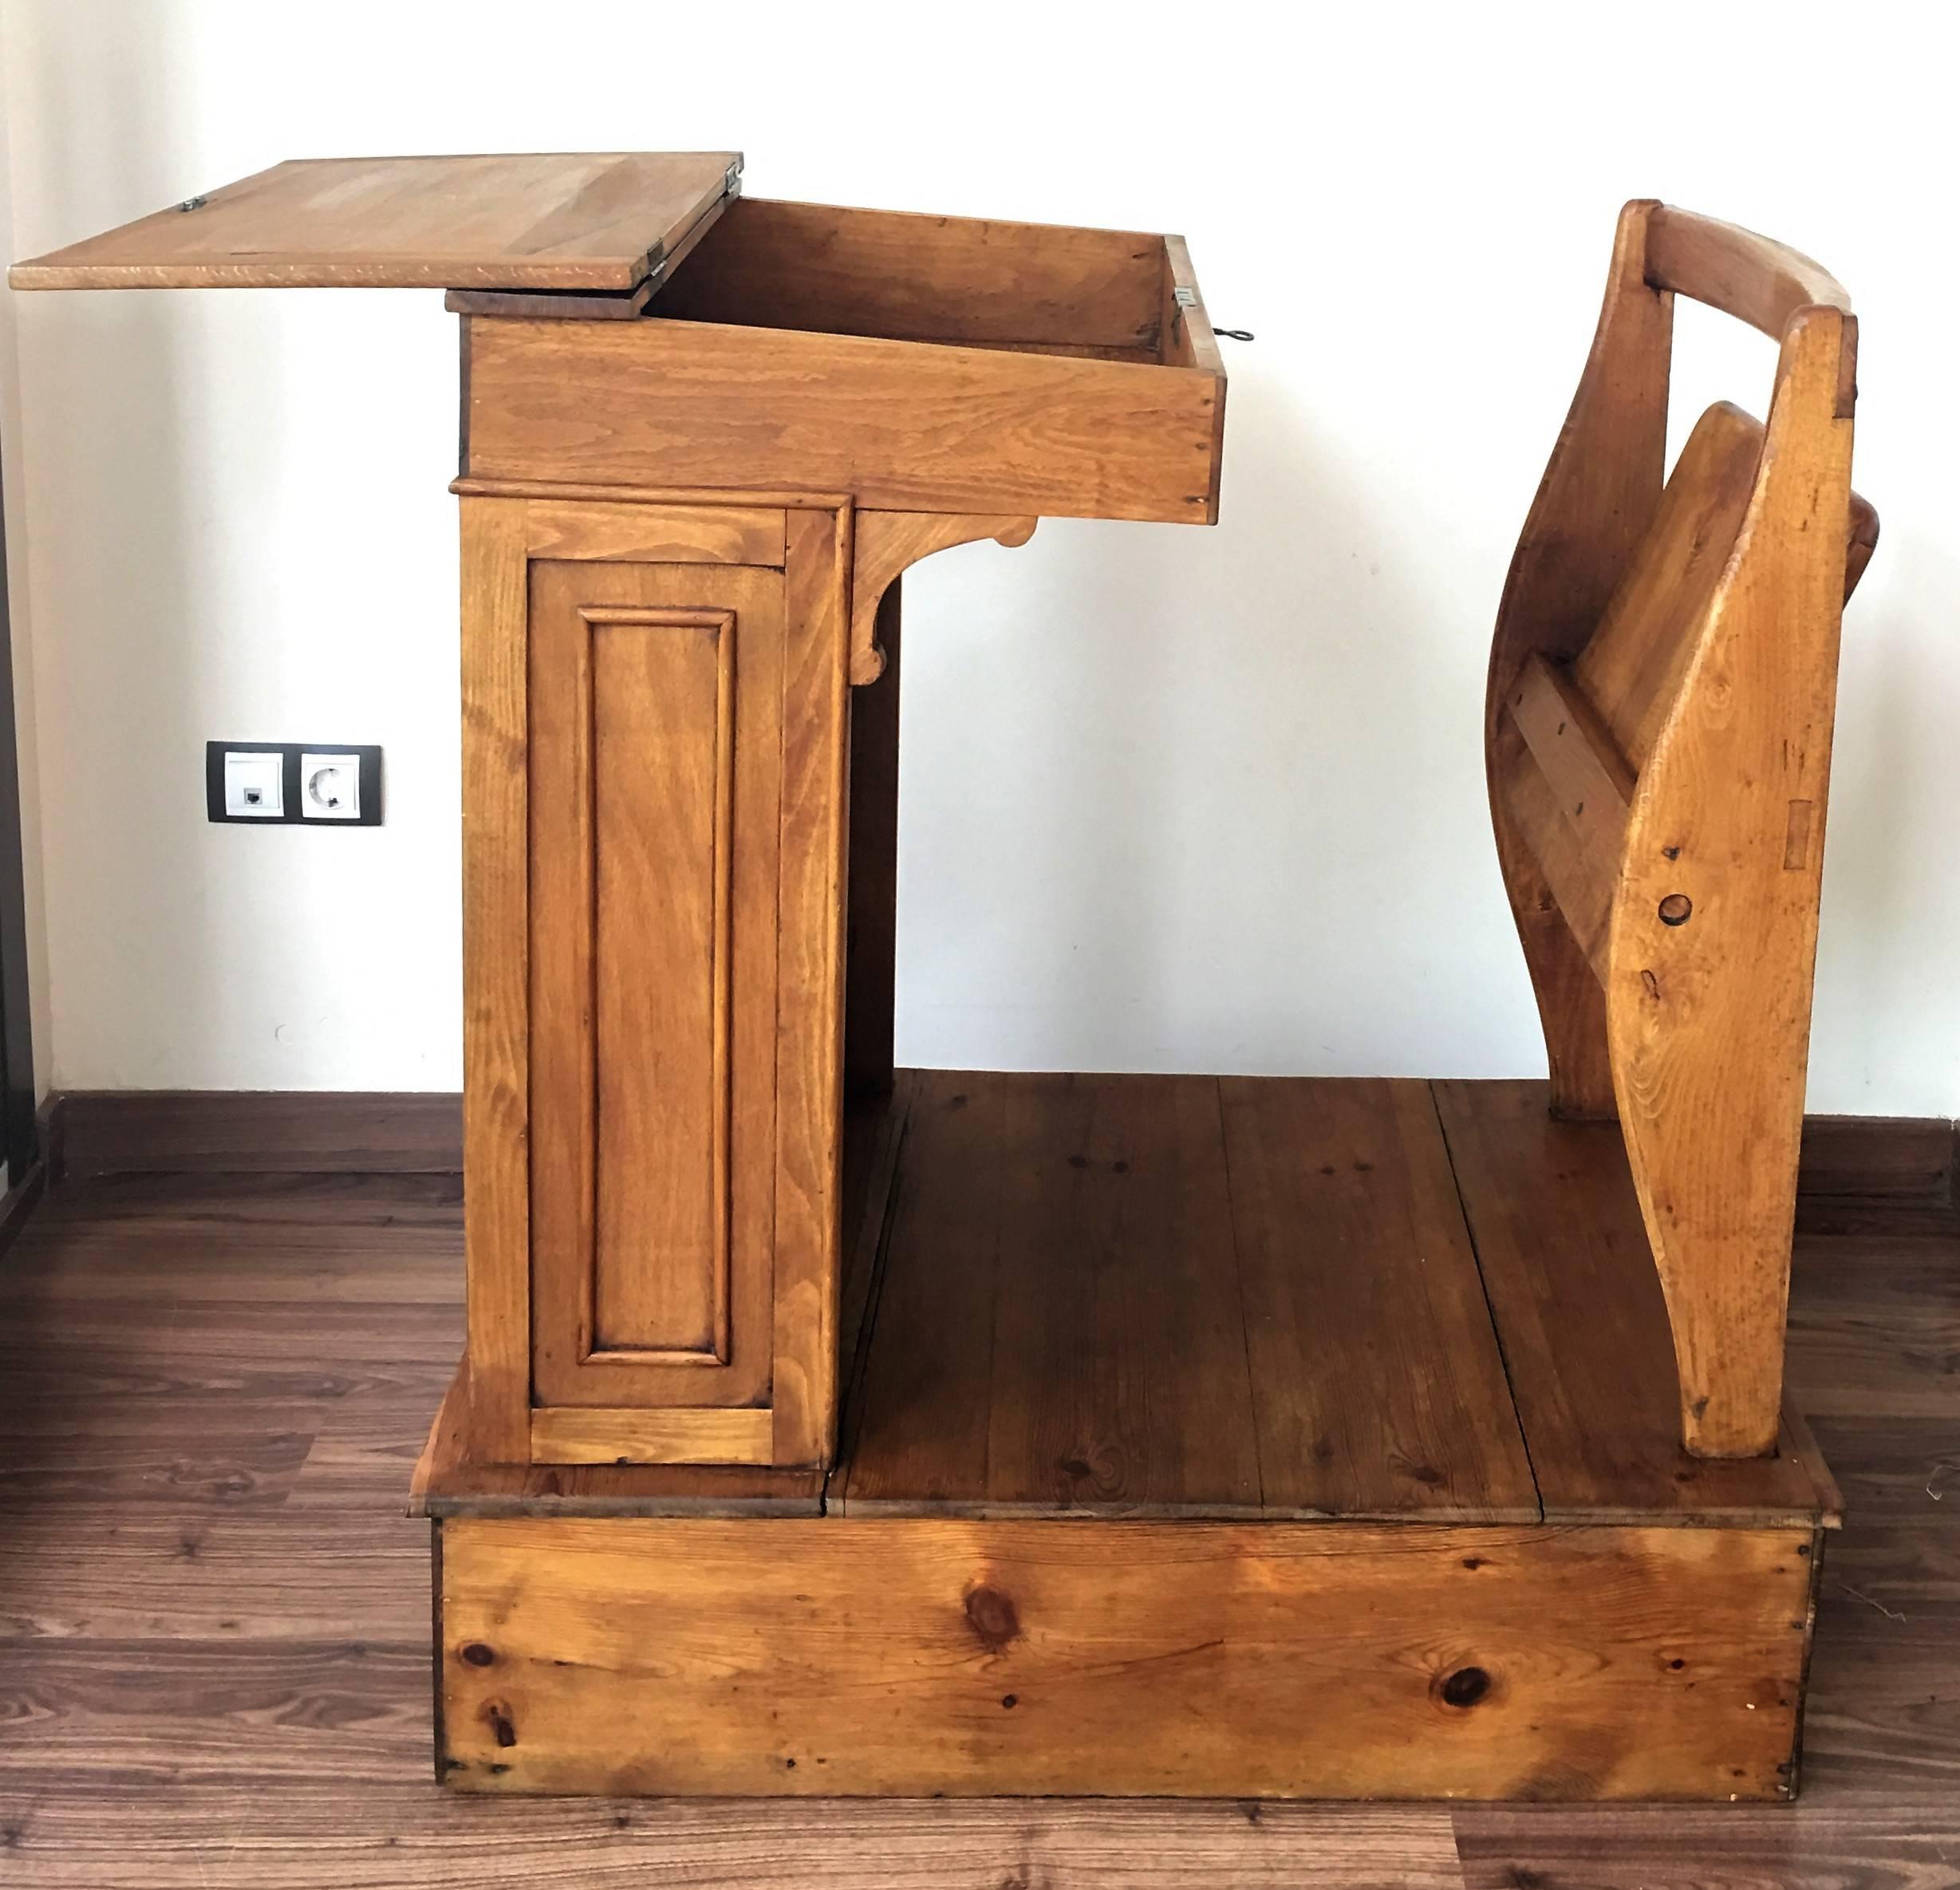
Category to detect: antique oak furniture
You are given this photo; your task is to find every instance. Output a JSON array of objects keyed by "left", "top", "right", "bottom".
[{"left": 14, "top": 164, "right": 1871, "bottom": 1801}]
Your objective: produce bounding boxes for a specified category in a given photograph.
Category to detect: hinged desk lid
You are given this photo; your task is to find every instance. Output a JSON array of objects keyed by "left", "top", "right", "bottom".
[{"left": 10, "top": 152, "right": 741, "bottom": 292}]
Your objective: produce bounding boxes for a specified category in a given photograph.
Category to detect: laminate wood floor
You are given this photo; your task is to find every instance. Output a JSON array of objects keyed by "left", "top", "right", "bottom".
[{"left": 0, "top": 1159, "right": 1954, "bottom": 1886}]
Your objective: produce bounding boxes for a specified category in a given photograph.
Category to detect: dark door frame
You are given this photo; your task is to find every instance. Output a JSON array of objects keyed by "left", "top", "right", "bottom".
[{"left": 0, "top": 454, "right": 37, "bottom": 1186}]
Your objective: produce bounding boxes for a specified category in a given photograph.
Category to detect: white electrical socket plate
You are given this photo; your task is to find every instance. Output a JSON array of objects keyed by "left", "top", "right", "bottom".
[
  {"left": 223, "top": 751, "right": 284, "bottom": 818},
  {"left": 300, "top": 752, "right": 361, "bottom": 820}
]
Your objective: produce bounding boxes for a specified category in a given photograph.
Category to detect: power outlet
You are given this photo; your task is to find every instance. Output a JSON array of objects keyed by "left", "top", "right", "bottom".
[{"left": 206, "top": 743, "right": 382, "bottom": 827}]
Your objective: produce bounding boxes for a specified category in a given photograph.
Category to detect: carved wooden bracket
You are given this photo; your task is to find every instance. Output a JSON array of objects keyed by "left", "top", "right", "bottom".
[{"left": 849, "top": 512, "right": 1038, "bottom": 684}]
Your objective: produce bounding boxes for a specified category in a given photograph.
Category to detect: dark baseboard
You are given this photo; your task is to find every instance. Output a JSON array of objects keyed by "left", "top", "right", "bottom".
[
  {"left": 47, "top": 1089, "right": 463, "bottom": 1184},
  {"left": 35, "top": 1088, "right": 1960, "bottom": 1229},
  {"left": 1795, "top": 1114, "right": 1960, "bottom": 1233}
]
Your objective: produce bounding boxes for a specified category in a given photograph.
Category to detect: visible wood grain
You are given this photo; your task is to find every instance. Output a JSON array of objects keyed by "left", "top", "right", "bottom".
[
  {"left": 1789, "top": 1240, "right": 1960, "bottom": 1418},
  {"left": 1568, "top": 397, "right": 1875, "bottom": 873},
  {"left": 10, "top": 152, "right": 739, "bottom": 290},
  {"left": 590, "top": 604, "right": 734, "bottom": 1363},
  {"left": 1507, "top": 654, "right": 1635, "bottom": 848},
  {"left": 412, "top": 1361, "right": 822, "bottom": 1515},
  {"left": 529, "top": 1406, "right": 773, "bottom": 1466},
  {"left": 834, "top": 1072, "right": 1003, "bottom": 1509},
  {"left": 1805, "top": 1533, "right": 1960, "bottom": 1809},
  {"left": 984, "top": 1072, "right": 1260, "bottom": 1516},
  {"left": 842, "top": 1071, "right": 1264, "bottom": 1517},
  {"left": 464, "top": 315, "right": 1225, "bottom": 524},
  {"left": 0, "top": 1508, "right": 427, "bottom": 1642},
  {"left": 440, "top": 180, "right": 732, "bottom": 321},
  {"left": 445, "top": 275, "right": 661, "bottom": 321},
  {"left": 440, "top": 1515, "right": 1814, "bottom": 1800},
  {"left": 771, "top": 508, "right": 854, "bottom": 1467},
  {"left": 842, "top": 1072, "right": 1532, "bottom": 1521},
  {"left": 1161, "top": 235, "right": 1225, "bottom": 375},
  {"left": 1490, "top": 731, "right": 1614, "bottom": 986},
  {"left": 848, "top": 512, "right": 1034, "bottom": 685},
  {"left": 456, "top": 499, "right": 530, "bottom": 1464},
  {"left": 845, "top": 582, "right": 903, "bottom": 1096},
  {"left": 1806, "top": 1414, "right": 1960, "bottom": 1533},
  {"left": 1575, "top": 400, "right": 1762, "bottom": 767},
  {"left": 1797, "top": 1118, "right": 1959, "bottom": 1233},
  {"left": 1486, "top": 199, "right": 1671, "bottom": 1119},
  {"left": 653, "top": 196, "right": 1169, "bottom": 353},
  {"left": 0, "top": 1637, "right": 430, "bottom": 1784},
  {"left": 452, "top": 476, "right": 854, "bottom": 511},
  {"left": 0, "top": 1135, "right": 1951, "bottom": 1853},
  {"left": 1433, "top": 1079, "right": 1836, "bottom": 1525},
  {"left": 1493, "top": 653, "right": 1636, "bottom": 979},
  {"left": 1486, "top": 202, "right": 1873, "bottom": 1460},
  {"left": 1644, "top": 205, "right": 1853, "bottom": 340},
  {"left": 0, "top": 1425, "right": 313, "bottom": 1509},
  {"left": 1607, "top": 306, "right": 1860, "bottom": 1458},
  {"left": 1453, "top": 1806, "right": 1960, "bottom": 1889},
  {"left": 0, "top": 1789, "right": 1472, "bottom": 1888},
  {"left": 528, "top": 561, "right": 780, "bottom": 1417},
  {"left": 1161, "top": 237, "right": 1228, "bottom": 515},
  {"left": 520, "top": 499, "right": 786, "bottom": 566},
  {"left": 1223, "top": 1077, "right": 1538, "bottom": 1521}
]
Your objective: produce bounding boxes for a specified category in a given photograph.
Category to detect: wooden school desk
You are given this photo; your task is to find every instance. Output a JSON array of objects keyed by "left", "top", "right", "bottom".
[{"left": 14, "top": 158, "right": 1847, "bottom": 1801}]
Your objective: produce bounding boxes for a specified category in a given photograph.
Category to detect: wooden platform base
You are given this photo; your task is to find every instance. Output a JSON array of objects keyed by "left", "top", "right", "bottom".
[{"left": 420, "top": 1075, "right": 1840, "bottom": 1801}]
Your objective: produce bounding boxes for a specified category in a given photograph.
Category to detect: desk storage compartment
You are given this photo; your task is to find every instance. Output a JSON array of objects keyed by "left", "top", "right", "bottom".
[{"left": 460, "top": 199, "right": 1226, "bottom": 523}]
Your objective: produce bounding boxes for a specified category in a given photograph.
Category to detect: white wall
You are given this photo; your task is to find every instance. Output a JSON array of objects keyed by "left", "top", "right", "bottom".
[
  {"left": 0, "top": 18, "right": 50, "bottom": 1103},
  {"left": 0, "top": 0, "right": 1954, "bottom": 1111}
]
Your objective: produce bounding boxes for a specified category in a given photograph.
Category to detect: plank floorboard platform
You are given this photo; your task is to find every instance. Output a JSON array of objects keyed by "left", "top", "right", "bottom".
[
  {"left": 836, "top": 1071, "right": 1835, "bottom": 1529},
  {"left": 0, "top": 1127, "right": 1953, "bottom": 1876},
  {"left": 416, "top": 1074, "right": 1836, "bottom": 1799}
]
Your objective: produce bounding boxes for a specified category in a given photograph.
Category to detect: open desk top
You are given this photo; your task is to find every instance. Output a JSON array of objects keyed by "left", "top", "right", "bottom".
[
  {"left": 12, "top": 153, "right": 1229, "bottom": 530},
  {"left": 9, "top": 152, "right": 741, "bottom": 291}
]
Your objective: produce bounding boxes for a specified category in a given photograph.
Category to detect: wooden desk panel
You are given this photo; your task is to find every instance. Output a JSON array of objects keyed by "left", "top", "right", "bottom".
[{"left": 10, "top": 152, "right": 738, "bottom": 290}]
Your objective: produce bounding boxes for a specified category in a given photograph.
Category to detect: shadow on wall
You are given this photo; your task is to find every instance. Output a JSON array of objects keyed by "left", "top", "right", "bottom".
[
  {"left": 1809, "top": 518, "right": 1960, "bottom": 1107},
  {"left": 16, "top": 19, "right": 208, "bottom": 1085},
  {"left": 895, "top": 346, "right": 1527, "bottom": 1079}
]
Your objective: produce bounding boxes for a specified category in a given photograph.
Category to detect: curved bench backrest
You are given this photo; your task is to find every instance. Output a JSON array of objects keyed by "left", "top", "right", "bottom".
[{"left": 1482, "top": 200, "right": 1876, "bottom": 1460}]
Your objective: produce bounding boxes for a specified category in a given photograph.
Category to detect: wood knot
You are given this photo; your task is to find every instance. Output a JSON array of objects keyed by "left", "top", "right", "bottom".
[
  {"left": 964, "top": 1584, "right": 1022, "bottom": 1654},
  {"left": 1437, "top": 1665, "right": 1492, "bottom": 1709},
  {"left": 1658, "top": 893, "right": 1693, "bottom": 925},
  {"left": 459, "top": 1643, "right": 497, "bottom": 1668}
]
